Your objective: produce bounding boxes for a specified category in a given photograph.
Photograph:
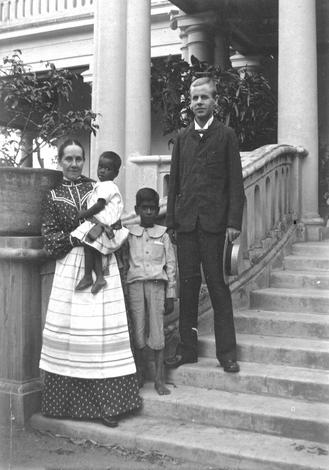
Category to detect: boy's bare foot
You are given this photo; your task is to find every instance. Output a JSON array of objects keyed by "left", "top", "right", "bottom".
[
  {"left": 76, "top": 275, "right": 93, "bottom": 291},
  {"left": 91, "top": 278, "right": 107, "bottom": 295},
  {"left": 154, "top": 381, "right": 171, "bottom": 395}
]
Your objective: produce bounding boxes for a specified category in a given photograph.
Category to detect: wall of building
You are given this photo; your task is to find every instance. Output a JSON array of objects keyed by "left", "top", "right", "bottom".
[{"left": 0, "top": 0, "right": 182, "bottom": 167}]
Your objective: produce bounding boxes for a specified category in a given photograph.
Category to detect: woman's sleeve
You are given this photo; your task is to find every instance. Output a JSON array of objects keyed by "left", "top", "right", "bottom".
[{"left": 41, "top": 192, "right": 80, "bottom": 258}]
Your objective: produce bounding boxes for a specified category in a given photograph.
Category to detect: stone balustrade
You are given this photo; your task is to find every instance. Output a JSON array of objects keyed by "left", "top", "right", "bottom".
[{"left": 0, "top": 0, "right": 94, "bottom": 24}]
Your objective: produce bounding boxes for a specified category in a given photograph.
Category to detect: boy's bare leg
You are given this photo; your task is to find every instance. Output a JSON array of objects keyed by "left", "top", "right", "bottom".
[
  {"left": 135, "top": 348, "right": 145, "bottom": 388},
  {"left": 91, "top": 250, "right": 107, "bottom": 294},
  {"left": 76, "top": 246, "right": 94, "bottom": 290},
  {"left": 154, "top": 349, "right": 170, "bottom": 395}
]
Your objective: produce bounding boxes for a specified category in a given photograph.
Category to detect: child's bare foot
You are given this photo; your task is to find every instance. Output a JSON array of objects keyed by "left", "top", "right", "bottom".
[
  {"left": 154, "top": 381, "right": 171, "bottom": 395},
  {"left": 137, "top": 374, "right": 144, "bottom": 388},
  {"left": 91, "top": 278, "right": 107, "bottom": 295},
  {"left": 76, "top": 275, "right": 93, "bottom": 291}
]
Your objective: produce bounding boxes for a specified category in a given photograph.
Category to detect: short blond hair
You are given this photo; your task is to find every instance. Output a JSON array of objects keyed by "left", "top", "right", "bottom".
[{"left": 190, "top": 77, "right": 217, "bottom": 97}]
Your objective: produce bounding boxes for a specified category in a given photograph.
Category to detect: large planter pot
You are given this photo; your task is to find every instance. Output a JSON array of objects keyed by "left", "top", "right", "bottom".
[{"left": 0, "top": 167, "right": 62, "bottom": 236}]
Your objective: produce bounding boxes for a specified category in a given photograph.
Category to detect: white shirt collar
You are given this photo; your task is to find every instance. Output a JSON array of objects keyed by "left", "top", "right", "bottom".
[
  {"left": 129, "top": 224, "right": 167, "bottom": 238},
  {"left": 194, "top": 115, "right": 214, "bottom": 131}
]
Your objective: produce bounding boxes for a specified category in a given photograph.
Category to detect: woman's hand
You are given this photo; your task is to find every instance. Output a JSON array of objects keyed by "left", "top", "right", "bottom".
[{"left": 78, "top": 209, "right": 88, "bottom": 219}]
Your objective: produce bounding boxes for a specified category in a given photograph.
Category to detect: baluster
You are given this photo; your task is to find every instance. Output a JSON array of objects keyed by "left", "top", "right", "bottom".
[
  {"left": 27, "top": 0, "right": 33, "bottom": 18},
  {"left": 240, "top": 200, "right": 249, "bottom": 262},
  {"left": 47, "top": 0, "right": 56, "bottom": 14},
  {"left": 246, "top": 187, "right": 255, "bottom": 250},
  {"left": 57, "top": 0, "right": 65, "bottom": 11},
  {"left": 40, "top": 0, "right": 47, "bottom": 15},
  {"left": 9, "top": 0, "right": 16, "bottom": 19},
  {"left": 16, "top": 0, "right": 24, "bottom": 19},
  {"left": 65, "top": 0, "right": 74, "bottom": 10},
  {"left": 1, "top": 0, "right": 8, "bottom": 21},
  {"left": 4, "top": 0, "right": 9, "bottom": 21},
  {"left": 265, "top": 177, "right": 271, "bottom": 233},
  {"left": 285, "top": 167, "right": 290, "bottom": 215},
  {"left": 254, "top": 185, "right": 262, "bottom": 245}
]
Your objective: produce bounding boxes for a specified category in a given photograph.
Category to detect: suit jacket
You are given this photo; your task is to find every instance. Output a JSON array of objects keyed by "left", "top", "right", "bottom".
[{"left": 166, "top": 120, "right": 245, "bottom": 233}]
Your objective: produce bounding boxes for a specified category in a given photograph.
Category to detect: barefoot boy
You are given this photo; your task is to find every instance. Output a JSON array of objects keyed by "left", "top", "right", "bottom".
[{"left": 126, "top": 188, "right": 176, "bottom": 395}]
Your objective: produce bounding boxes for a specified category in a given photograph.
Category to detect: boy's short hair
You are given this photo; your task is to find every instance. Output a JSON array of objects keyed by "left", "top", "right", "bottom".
[
  {"left": 190, "top": 77, "right": 217, "bottom": 98},
  {"left": 100, "top": 151, "right": 121, "bottom": 171},
  {"left": 136, "top": 187, "right": 160, "bottom": 207}
]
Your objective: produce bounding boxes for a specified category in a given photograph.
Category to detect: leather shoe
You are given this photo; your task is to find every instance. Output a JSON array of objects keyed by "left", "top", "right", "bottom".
[
  {"left": 220, "top": 359, "right": 240, "bottom": 373},
  {"left": 165, "top": 354, "right": 197, "bottom": 369},
  {"left": 102, "top": 416, "right": 118, "bottom": 427}
]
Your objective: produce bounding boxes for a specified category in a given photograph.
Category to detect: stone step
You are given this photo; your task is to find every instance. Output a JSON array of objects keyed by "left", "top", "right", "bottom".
[
  {"left": 284, "top": 255, "right": 329, "bottom": 271},
  {"left": 166, "top": 357, "right": 329, "bottom": 402},
  {"left": 199, "top": 334, "right": 329, "bottom": 370},
  {"left": 30, "top": 413, "right": 329, "bottom": 470},
  {"left": 291, "top": 241, "right": 329, "bottom": 257},
  {"left": 270, "top": 269, "right": 329, "bottom": 290},
  {"left": 140, "top": 383, "right": 329, "bottom": 444},
  {"left": 235, "top": 309, "right": 329, "bottom": 339},
  {"left": 250, "top": 288, "right": 329, "bottom": 314}
]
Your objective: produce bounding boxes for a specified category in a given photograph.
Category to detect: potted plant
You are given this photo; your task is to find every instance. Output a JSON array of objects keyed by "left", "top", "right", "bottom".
[
  {"left": 151, "top": 55, "right": 277, "bottom": 150},
  {"left": 0, "top": 50, "right": 98, "bottom": 236}
]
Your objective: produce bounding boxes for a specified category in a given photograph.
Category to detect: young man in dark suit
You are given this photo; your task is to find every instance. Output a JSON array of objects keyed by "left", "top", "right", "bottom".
[{"left": 165, "top": 77, "right": 245, "bottom": 372}]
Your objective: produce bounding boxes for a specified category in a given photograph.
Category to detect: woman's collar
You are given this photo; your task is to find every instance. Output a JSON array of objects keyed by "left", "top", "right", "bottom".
[{"left": 62, "top": 175, "right": 83, "bottom": 185}]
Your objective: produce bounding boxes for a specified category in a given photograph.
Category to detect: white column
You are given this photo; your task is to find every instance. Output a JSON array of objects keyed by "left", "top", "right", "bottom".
[
  {"left": 172, "top": 12, "right": 216, "bottom": 64},
  {"left": 91, "top": 0, "right": 127, "bottom": 185},
  {"left": 230, "top": 52, "right": 261, "bottom": 75},
  {"left": 125, "top": 0, "right": 151, "bottom": 212},
  {"left": 278, "top": 0, "right": 322, "bottom": 231}
]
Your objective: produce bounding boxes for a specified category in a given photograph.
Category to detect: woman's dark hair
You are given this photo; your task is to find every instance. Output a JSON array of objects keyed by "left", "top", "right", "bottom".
[
  {"left": 100, "top": 151, "right": 121, "bottom": 172},
  {"left": 135, "top": 187, "right": 160, "bottom": 208},
  {"left": 58, "top": 139, "right": 85, "bottom": 161}
]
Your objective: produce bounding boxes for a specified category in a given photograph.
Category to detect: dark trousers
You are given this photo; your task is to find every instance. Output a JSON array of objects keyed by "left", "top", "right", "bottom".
[{"left": 176, "top": 224, "right": 237, "bottom": 362}]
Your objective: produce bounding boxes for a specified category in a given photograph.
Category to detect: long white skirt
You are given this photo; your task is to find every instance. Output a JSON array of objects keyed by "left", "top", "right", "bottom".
[{"left": 39, "top": 247, "right": 136, "bottom": 379}]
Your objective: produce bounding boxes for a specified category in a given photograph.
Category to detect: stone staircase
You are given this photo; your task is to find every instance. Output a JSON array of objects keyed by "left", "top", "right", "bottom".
[{"left": 32, "top": 240, "right": 329, "bottom": 469}]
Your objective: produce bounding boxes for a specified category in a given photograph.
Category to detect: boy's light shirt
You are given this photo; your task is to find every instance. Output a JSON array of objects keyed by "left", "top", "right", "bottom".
[
  {"left": 194, "top": 115, "right": 214, "bottom": 131},
  {"left": 126, "top": 224, "right": 176, "bottom": 298}
]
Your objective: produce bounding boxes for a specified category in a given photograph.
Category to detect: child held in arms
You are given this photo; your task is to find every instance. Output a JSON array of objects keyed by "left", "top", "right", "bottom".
[
  {"left": 72, "top": 151, "right": 128, "bottom": 294},
  {"left": 126, "top": 188, "right": 176, "bottom": 395}
]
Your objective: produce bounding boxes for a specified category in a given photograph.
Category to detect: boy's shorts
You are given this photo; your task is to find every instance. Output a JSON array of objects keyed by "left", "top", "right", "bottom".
[{"left": 127, "top": 280, "right": 165, "bottom": 350}]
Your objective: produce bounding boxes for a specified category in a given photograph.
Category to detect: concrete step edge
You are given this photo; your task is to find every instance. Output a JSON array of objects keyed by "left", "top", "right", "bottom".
[
  {"left": 30, "top": 413, "right": 329, "bottom": 470},
  {"left": 166, "top": 358, "right": 329, "bottom": 402},
  {"left": 271, "top": 270, "right": 329, "bottom": 278},
  {"left": 235, "top": 309, "right": 329, "bottom": 323},
  {"left": 292, "top": 241, "right": 329, "bottom": 247},
  {"left": 141, "top": 383, "right": 329, "bottom": 442},
  {"left": 168, "top": 357, "right": 329, "bottom": 386},
  {"left": 141, "top": 383, "right": 329, "bottom": 423},
  {"left": 251, "top": 287, "right": 329, "bottom": 298},
  {"left": 234, "top": 333, "right": 329, "bottom": 350}
]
